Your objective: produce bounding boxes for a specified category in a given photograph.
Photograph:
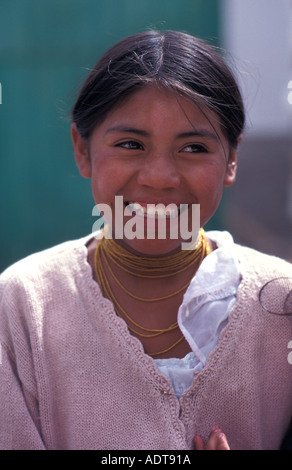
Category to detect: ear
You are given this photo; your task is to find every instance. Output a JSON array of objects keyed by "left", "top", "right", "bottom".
[
  {"left": 223, "top": 135, "right": 242, "bottom": 187},
  {"left": 71, "top": 123, "right": 92, "bottom": 178}
]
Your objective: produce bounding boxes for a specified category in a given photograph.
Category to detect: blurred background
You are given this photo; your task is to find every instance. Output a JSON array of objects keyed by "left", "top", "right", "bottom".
[{"left": 0, "top": 0, "right": 291, "bottom": 272}]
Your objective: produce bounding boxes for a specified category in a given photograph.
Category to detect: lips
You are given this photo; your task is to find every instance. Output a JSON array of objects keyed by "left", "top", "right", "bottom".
[{"left": 124, "top": 201, "right": 189, "bottom": 219}]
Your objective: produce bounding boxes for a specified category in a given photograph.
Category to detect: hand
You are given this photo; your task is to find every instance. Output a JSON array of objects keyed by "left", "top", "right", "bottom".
[{"left": 194, "top": 425, "right": 230, "bottom": 450}]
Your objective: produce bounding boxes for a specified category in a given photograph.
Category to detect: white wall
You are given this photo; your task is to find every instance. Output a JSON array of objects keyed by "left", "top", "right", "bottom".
[{"left": 221, "top": 0, "right": 292, "bottom": 137}]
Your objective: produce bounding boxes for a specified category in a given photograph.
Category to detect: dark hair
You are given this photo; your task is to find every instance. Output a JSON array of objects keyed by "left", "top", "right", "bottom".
[{"left": 72, "top": 30, "right": 245, "bottom": 147}]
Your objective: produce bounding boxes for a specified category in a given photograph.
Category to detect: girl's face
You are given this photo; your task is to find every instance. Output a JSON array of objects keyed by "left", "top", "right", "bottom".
[{"left": 72, "top": 85, "right": 238, "bottom": 255}]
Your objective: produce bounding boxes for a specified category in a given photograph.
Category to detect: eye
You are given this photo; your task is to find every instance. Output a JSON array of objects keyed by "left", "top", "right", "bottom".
[
  {"left": 116, "top": 140, "right": 144, "bottom": 150},
  {"left": 181, "top": 143, "right": 208, "bottom": 154}
]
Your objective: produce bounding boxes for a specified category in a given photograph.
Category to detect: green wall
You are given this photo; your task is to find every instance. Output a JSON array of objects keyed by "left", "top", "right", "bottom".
[{"left": 0, "top": 0, "right": 220, "bottom": 271}]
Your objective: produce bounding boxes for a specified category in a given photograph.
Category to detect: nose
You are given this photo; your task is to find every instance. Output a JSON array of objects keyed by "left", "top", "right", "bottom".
[{"left": 137, "top": 153, "right": 181, "bottom": 190}]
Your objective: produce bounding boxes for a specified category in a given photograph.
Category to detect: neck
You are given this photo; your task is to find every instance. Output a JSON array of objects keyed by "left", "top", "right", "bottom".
[{"left": 98, "top": 228, "right": 209, "bottom": 278}]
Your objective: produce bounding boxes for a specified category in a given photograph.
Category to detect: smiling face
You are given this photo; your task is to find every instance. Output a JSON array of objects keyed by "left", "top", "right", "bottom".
[{"left": 72, "top": 85, "right": 238, "bottom": 255}]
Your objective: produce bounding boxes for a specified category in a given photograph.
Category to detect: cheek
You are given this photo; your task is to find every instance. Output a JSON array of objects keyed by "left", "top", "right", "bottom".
[
  {"left": 199, "top": 183, "right": 223, "bottom": 215},
  {"left": 90, "top": 158, "right": 113, "bottom": 202},
  {"left": 189, "top": 165, "right": 226, "bottom": 217},
  {"left": 201, "top": 173, "right": 225, "bottom": 197},
  {"left": 189, "top": 163, "right": 226, "bottom": 195},
  {"left": 90, "top": 157, "right": 131, "bottom": 204}
]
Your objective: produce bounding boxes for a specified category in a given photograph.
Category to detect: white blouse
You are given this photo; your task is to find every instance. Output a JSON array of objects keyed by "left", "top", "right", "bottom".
[{"left": 155, "top": 231, "right": 241, "bottom": 398}]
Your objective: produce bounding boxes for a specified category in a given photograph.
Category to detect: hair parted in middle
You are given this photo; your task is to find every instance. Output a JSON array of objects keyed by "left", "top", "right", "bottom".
[{"left": 72, "top": 30, "right": 245, "bottom": 148}]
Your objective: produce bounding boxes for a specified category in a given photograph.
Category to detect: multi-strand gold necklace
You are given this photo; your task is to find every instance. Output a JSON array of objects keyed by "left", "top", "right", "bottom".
[{"left": 94, "top": 228, "right": 210, "bottom": 357}]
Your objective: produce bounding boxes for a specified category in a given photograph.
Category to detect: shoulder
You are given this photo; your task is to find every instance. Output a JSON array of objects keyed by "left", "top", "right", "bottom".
[
  {"left": 0, "top": 233, "right": 103, "bottom": 348},
  {"left": 0, "top": 232, "right": 99, "bottom": 300},
  {"left": 207, "top": 230, "right": 292, "bottom": 281},
  {"left": 232, "top": 244, "right": 292, "bottom": 316},
  {"left": 233, "top": 243, "right": 292, "bottom": 278}
]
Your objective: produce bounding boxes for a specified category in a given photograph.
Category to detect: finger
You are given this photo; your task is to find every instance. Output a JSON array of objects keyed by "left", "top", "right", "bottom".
[
  {"left": 206, "top": 427, "right": 230, "bottom": 450},
  {"left": 194, "top": 435, "right": 205, "bottom": 450},
  {"left": 216, "top": 432, "right": 230, "bottom": 450},
  {"left": 205, "top": 428, "right": 220, "bottom": 450}
]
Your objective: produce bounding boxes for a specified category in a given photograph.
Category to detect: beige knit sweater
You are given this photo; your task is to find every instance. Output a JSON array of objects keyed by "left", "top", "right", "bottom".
[{"left": 1, "top": 235, "right": 292, "bottom": 450}]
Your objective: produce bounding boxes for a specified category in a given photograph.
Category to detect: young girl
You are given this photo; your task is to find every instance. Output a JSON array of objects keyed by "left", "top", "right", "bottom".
[{"left": 0, "top": 30, "right": 291, "bottom": 450}]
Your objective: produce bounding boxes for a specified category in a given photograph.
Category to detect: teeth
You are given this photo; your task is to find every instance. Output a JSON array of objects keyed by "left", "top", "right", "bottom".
[
  {"left": 126, "top": 202, "right": 146, "bottom": 217},
  {"left": 179, "top": 204, "right": 188, "bottom": 214},
  {"left": 126, "top": 202, "right": 187, "bottom": 219}
]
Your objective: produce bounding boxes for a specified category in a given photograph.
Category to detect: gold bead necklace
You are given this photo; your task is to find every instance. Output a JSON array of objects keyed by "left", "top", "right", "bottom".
[{"left": 94, "top": 228, "right": 210, "bottom": 356}]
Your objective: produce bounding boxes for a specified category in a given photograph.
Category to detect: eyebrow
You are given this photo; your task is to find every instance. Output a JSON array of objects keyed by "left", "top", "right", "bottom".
[
  {"left": 105, "top": 126, "right": 149, "bottom": 137},
  {"left": 104, "top": 125, "right": 219, "bottom": 141},
  {"left": 176, "top": 130, "right": 219, "bottom": 141}
]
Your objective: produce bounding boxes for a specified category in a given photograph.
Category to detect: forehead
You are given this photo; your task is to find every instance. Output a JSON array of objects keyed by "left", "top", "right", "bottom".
[{"left": 99, "top": 85, "right": 224, "bottom": 137}]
